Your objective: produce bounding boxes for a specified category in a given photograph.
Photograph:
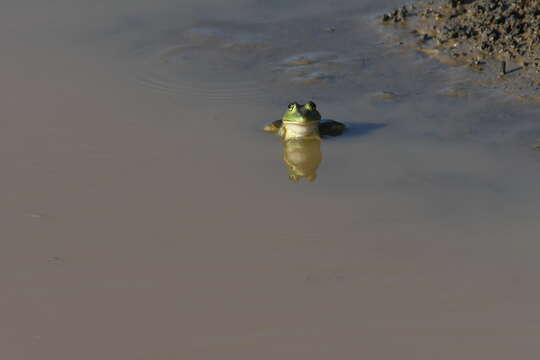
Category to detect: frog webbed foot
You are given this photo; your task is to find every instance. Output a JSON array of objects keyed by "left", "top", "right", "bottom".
[
  {"left": 319, "top": 120, "right": 346, "bottom": 137},
  {"left": 263, "top": 120, "right": 283, "bottom": 133}
]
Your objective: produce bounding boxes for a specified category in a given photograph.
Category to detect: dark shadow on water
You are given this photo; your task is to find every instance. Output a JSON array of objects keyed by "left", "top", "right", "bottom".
[{"left": 322, "top": 120, "right": 387, "bottom": 139}]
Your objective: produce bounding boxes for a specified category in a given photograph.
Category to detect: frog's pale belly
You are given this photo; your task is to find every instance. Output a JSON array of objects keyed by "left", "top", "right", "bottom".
[{"left": 279, "top": 120, "right": 320, "bottom": 140}]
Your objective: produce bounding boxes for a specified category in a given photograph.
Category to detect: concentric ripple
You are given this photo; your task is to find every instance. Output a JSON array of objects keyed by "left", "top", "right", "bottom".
[
  {"left": 272, "top": 51, "right": 353, "bottom": 85},
  {"left": 131, "top": 24, "right": 364, "bottom": 101},
  {"left": 132, "top": 27, "right": 271, "bottom": 104}
]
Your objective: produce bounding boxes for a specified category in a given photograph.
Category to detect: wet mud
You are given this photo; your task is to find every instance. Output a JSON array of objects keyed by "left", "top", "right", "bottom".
[{"left": 382, "top": 0, "right": 540, "bottom": 100}]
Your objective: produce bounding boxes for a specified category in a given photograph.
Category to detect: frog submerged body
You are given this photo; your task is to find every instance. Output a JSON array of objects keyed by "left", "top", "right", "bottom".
[{"left": 264, "top": 101, "right": 346, "bottom": 140}]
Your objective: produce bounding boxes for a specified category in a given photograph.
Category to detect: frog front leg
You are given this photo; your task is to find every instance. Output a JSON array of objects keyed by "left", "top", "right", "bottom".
[
  {"left": 319, "top": 120, "right": 347, "bottom": 137},
  {"left": 263, "top": 120, "right": 283, "bottom": 133}
]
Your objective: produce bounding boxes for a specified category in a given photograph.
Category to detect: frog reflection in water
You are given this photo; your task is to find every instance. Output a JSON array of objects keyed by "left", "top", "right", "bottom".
[{"left": 264, "top": 101, "right": 346, "bottom": 181}]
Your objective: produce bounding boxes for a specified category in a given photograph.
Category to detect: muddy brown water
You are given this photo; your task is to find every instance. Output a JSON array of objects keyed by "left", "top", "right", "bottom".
[{"left": 2, "top": 1, "right": 540, "bottom": 359}]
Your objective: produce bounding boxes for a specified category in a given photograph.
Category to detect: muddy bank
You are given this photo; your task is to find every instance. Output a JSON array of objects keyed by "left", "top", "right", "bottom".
[{"left": 381, "top": 0, "right": 540, "bottom": 100}]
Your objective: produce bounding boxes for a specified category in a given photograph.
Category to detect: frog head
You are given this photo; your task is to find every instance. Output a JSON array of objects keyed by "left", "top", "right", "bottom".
[{"left": 282, "top": 101, "right": 321, "bottom": 123}]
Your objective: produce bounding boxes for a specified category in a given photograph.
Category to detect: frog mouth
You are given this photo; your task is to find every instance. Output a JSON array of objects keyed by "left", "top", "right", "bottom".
[{"left": 282, "top": 119, "right": 318, "bottom": 125}]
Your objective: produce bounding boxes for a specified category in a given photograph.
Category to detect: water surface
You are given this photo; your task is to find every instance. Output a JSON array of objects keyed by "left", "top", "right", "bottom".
[{"left": 2, "top": 0, "right": 540, "bottom": 359}]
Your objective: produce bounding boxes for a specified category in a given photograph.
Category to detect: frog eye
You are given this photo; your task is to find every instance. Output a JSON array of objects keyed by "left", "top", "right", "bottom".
[
  {"left": 288, "top": 103, "right": 296, "bottom": 111},
  {"left": 306, "top": 101, "right": 316, "bottom": 110}
]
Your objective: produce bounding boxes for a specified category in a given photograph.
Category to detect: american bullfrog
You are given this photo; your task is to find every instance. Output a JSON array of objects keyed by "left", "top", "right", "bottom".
[
  {"left": 264, "top": 101, "right": 346, "bottom": 181},
  {"left": 264, "top": 101, "right": 346, "bottom": 140}
]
